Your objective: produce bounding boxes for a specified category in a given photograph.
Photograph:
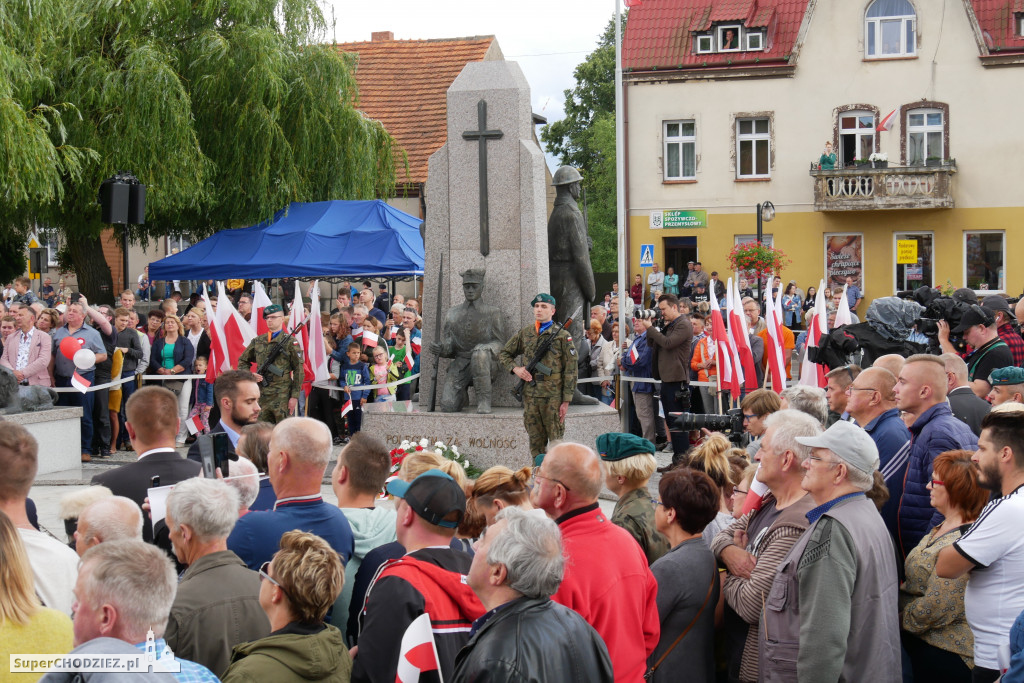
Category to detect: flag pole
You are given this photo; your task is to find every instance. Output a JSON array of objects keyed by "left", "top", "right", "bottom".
[{"left": 614, "top": 0, "right": 629, "bottom": 432}]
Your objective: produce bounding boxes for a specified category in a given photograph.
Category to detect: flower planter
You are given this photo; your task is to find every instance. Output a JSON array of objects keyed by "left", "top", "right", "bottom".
[{"left": 872, "top": 160, "right": 888, "bottom": 169}]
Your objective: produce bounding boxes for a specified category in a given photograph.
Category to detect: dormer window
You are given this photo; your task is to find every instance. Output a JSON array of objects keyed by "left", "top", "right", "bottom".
[
  {"left": 696, "top": 34, "right": 714, "bottom": 53},
  {"left": 746, "top": 32, "right": 764, "bottom": 51},
  {"left": 865, "top": 0, "right": 917, "bottom": 58},
  {"left": 718, "top": 25, "right": 742, "bottom": 52},
  {"left": 694, "top": 25, "right": 765, "bottom": 54}
]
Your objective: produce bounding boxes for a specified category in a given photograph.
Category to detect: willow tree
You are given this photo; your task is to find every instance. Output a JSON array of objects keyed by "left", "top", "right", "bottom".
[{"left": 2, "top": 0, "right": 396, "bottom": 301}]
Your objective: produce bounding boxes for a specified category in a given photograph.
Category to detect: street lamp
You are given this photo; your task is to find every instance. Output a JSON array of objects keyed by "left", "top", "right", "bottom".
[{"left": 754, "top": 201, "right": 775, "bottom": 300}]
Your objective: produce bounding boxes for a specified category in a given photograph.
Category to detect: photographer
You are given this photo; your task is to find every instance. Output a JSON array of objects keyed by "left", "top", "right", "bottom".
[
  {"left": 636, "top": 294, "right": 692, "bottom": 458},
  {"left": 938, "top": 305, "right": 1013, "bottom": 399}
]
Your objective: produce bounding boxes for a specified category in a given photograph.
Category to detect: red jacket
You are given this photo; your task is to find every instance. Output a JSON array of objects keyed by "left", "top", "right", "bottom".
[{"left": 552, "top": 504, "right": 660, "bottom": 682}]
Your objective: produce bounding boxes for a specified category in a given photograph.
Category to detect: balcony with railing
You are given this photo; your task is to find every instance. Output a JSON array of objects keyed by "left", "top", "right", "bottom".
[{"left": 809, "top": 161, "right": 957, "bottom": 211}]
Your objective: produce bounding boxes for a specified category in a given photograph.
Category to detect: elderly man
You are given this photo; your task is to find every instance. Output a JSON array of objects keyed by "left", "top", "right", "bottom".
[
  {"left": 46, "top": 540, "right": 217, "bottom": 682},
  {"left": 893, "top": 354, "right": 977, "bottom": 557},
  {"left": 531, "top": 442, "right": 659, "bottom": 682},
  {"left": 742, "top": 296, "right": 767, "bottom": 335},
  {"left": 52, "top": 300, "right": 108, "bottom": 461},
  {"left": 987, "top": 367, "right": 1024, "bottom": 407},
  {"left": 186, "top": 369, "right": 261, "bottom": 464},
  {"left": 74, "top": 496, "right": 143, "bottom": 556},
  {"left": 936, "top": 409, "right": 1024, "bottom": 683},
  {"left": 353, "top": 471, "right": 483, "bottom": 683},
  {"left": 712, "top": 410, "right": 822, "bottom": 683},
  {"left": 943, "top": 353, "right": 992, "bottom": 435},
  {"left": 90, "top": 386, "right": 201, "bottom": 544},
  {"left": 941, "top": 306, "right": 1013, "bottom": 398},
  {"left": 453, "top": 507, "right": 613, "bottom": 683},
  {"left": 759, "top": 421, "right": 900, "bottom": 682},
  {"left": 164, "top": 478, "right": 270, "bottom": 676},
  {"left": 227, "top": 417, "right": 354, "bottom": 570},
  {"left": 0, "top": 423, "right": 79, "bottom": 615},
  {"left": 779, "top": 385, "right": 828, "bottom": 426}
]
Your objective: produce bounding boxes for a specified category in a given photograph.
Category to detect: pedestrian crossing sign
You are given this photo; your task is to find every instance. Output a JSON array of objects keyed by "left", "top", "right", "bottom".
[{"left": 639, "top": 244, "right": 655, "bottom": 267}]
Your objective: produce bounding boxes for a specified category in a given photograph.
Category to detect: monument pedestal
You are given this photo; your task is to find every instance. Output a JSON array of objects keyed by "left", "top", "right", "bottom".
[
  {"left": 363, "top": 401, "right": 618, "bottom": 471},
  {"left": 7, "top": 407, "right": 83, "bottom": 476}
]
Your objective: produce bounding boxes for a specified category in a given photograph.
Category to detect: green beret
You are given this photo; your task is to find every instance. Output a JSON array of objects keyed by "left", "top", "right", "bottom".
[
  {"left": 533, "top": 453, "right": 545, "bottom": 468},
  {"left": 531, "top": 293, "right": 556, "bottom": 307},
  {"left": 262, "top": 304, "right": 283, "bottom": 319},
  {"left": 989, "top": 366, "right": 1024, "bottom": 386},
  {"left": 596, "top": 432, "right": 656, "bottom": 461}
]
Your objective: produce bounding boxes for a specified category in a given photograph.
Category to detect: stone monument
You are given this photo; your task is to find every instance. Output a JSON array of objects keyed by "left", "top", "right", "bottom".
[{"left": 362, "top": 60, "right": 616, "bottom": 469}]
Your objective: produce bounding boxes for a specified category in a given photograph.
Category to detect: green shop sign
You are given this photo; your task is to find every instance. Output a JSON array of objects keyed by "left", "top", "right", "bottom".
[{"left": 650, "top": 209, "right": 707, "bottom": 229}]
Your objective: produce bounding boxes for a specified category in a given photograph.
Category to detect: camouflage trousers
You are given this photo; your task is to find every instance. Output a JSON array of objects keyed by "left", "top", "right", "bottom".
[
  {"left": 523, "top": 394, "right": 564, "bottom": 456},
  {"left": 259, "top": 385, "right": 293, "bottom": 424}
]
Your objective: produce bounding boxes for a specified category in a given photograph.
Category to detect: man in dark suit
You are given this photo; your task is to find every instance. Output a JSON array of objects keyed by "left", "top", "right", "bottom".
[
  {"left": 186, "top": 369, "right": 261, "bottom": 464},
  {"left": 91, "top": 386, "right": 201, "bottom": 543},
  {"left": 941, "top": 353, "right": 990, "bottom": 436}
]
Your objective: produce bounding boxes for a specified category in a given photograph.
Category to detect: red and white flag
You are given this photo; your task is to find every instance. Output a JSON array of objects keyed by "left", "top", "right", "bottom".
[
  {"left": 250, "top": 281, "right": 274, "bottom": 336},
  {"left": 395, "top": 613, "right": 442, "bottom": 683},
  {"left": 287, "top": 280, "right": 314, "bottom": 396},
  {"left": 361, "top": 330, "right": 380, "bottom": 348},
  {"left": 876, "top": 108, "right": 897, "bottom": 132},
  {"left": 709, "top": 281, "right": 735, "bottom": 395},
  {"left": 306, "top": 281, "right": 330, "bottom": 387},
  {"left": 405, "top": 352, "right": 415, "bottom": 371},
  {"left": 799, "top": 280, "right": 829, "bottom": 388},
  {"left": 728, "top": 276, "right": 759, "bottom": 390},
  {"left": 763, "top": 279, "right": 787, "bottom": 392},
  {"left": 351, "top": 327, "right": 363, "bottom": 340},
  {"left": 410, "top": 334, "right": 422, "bottom": 356},
  {"left": 834, "top": 284, "right": 853, "bottom": 329},
  {"left": 388, "top": 325, "right": 399, "bottom": 341},
  {"left": 206, "top": 283, "right": 256, "bottom": 382},
  {"left": 624, "top": 0, "right": 643, "bottom": 7},
  {"left": 185, "top": 414, "right": 205, "bottom": 435},
  {"left": 628, "top": 343, "right": 639, "bottom": 365},
  {"left": 341, "top": 398, "right": 353, "bottom": 417},
  {"left": 71, "top": 371, "right": 91, "bottom": 393}
]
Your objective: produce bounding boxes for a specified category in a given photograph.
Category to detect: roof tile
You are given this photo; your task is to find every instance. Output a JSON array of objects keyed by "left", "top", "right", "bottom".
[{"left": 970, "top": 1, "right": 1024, "bottom": 53}]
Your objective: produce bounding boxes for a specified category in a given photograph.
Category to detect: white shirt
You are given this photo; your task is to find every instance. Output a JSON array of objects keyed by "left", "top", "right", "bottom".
[
  {"left": 647, "top": 271, "right": 664, "bottom": 292},
  {"left": 18, "top": 527, "right": 80, "bottom": 616},
  {"left": 955, "top": 485, "right": 1024, "bottom": 668}
]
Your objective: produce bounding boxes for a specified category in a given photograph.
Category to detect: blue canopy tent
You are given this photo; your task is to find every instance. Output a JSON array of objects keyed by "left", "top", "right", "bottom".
[{"left": 148, "top": 200, "right": 424, "bottom": 281}]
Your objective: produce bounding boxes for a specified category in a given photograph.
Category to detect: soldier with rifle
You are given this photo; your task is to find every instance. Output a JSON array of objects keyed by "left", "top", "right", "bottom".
[
  {"left": 236, "top": 304, "right": 303, "bottom": 424},
  {"left": 499, "top": 293, "right": 579, "bottom": 457}
]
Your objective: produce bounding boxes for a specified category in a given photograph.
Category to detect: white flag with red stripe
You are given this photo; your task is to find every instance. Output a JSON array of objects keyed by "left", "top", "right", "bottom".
[
  {"left": 185, "top": 414, "right": 205, "bottom": 435},
  {"left": 410, "top": 334, "right": 421, "bottom": 356},
  {"left": 763, "top": 280, "right": 787, "bottom": 392},
  {"left": 206, "top": 283, "right": 255, "bottom": 381},
  {"left": 361, "top": 330, "right": 380, "bottom": 348},
  {"left": 250, "top": 281, "right": 274, "bottom": 336},
  {"left": 288, "top": 280, "right": 313, "bottom": 396},
  {"left": 628, "top": 343, "right": 639, "bottom": 365},
  {"left": 352, "top": 326, "right": 363, "bottom": 340},
  {"left": 341, "top": 398, "right": 353, "bottom": 416},
  {"left": 709, "top": 280, "right": 734, "bottom": 394},
  {"left": 729, "top": 276, "right": 759, "bottom": 390},
  {"left": 834, "top": 284, "right": 853, "bottom": 329},
  {"left": 722, "top": 279, "right": 744, "bottom": 396},
  {"left": 71, "top": 371, "right": 91, "bottom": 393},
  {"left": 799, "top": 280, "right": 829, "bottom": 388},
  {"left": 876, "top": 108, "right": 897, "bottom": 132},
  {"left": 307, "top": 281, "right": 330, "bottom": 386},
  {"left": 395, "top": 613, "right": 443, "bottom": 683}
]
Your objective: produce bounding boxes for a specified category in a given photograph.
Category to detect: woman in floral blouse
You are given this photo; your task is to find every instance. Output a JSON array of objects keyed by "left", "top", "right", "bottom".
[{"left": 899, "top": 450, "right": 989, "bottom": 682}]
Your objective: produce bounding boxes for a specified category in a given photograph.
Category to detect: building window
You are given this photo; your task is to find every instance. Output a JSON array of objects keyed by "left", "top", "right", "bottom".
[
  {"left": 839, "top": 111, "right": 876, "bottom": 166},
  {"left": 696, "top": 34, "right": 714, "bottom": 53},
  {"left": 865, "top": 0, "right": 916, "bottom": 58},
  {"left": 746, "top": 31, "right": 764, "bottom": 51},
  {"left": 664, "top": 121, "right": 696, "bottom": 180},
  {"left": 965, "top": 231, "right": 1005, "bottom": 292},
  {"left": 167, "top": 234, "right": 192, "bottom": 255},
  {"left": 736, "top": 117, "right": 770, "bottom": 178},
  {"left": 907, "top": 108, "right": 944, "bottom": 164},
  {"left": 894, "top": 232, "right": 933, "bottom": 293},
  {"left": 1017, "top": 13, "right": 1024, "bottom": 36},
  {"left": 718, "top": 25, "right": 742, "bottom": 51},
  {"left": 35, "top": 230, "right": 61, "bottom": 267}
]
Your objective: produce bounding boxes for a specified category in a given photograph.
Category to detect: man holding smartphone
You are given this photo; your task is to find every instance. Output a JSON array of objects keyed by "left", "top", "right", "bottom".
[{"left": 187, "top": 369, "right": 261, "bottom": 464}]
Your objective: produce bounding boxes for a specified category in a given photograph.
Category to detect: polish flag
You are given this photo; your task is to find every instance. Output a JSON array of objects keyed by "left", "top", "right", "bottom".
[
  {"left": 834, "top": 284, "right": 853, "bottom": 329},
  {"left": 206, "top": 283, "right": 255, "bottom": 381},
  {"left": 763, "top": 280, "right": 787, "bottom": 392},
  {"left": 395, "top": 614, "right": 442, "bottom": 683},
  {"left": 341, "top": 398, "right": 353, "bottom": 416},
  {"left": 729, "top": 276, "right": 759, "bottom": 390},
  {"left": 288, "top": 280, "right": 313, "bottom": 396},
  {"left": 307, "top": 281, "right": 330, "bottom": 386},
  {"left": 410, "top": 334, "right": 421, "bottom": 356},
  {"left": 351, "top": 327, "right": 363, "bottom": 340},
  {"left": 709, "top": 281, "right": 735, "bottom": 395},
  {"left": 799, "top": 281, "right": 829, "bottom": 388},
  {"left": 185, "top": 414, "right": 205, "bottom": 435},
  {"left": 388, "top": 326, "right": 399, "bottom": 341},
  {"left": 628, "top": 343, "right": 639, "bottom": 365},
  {"left": 876, "top": 108, "right": 897, "bottom": 132},
  {"left": 624, "top": 0, "right": 643, "bottom": 7},
  {"left": 405, "top": 352, "right": 415, "bottom": 371},
  {"left": 361, "top": 330, "right": 380, "bottom": 348},
  {"left": 250, "top": 281, "right": 274, "bottom": 336},
  {"left": 71, "top": 371, "right": 91, "bottom": 393}
]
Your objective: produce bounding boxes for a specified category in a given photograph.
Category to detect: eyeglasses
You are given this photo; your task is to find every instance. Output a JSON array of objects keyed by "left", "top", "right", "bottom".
[
  {"left": 742, "top": 413, "right": 758, "bottom": 421},
  {"left": 732, "top": 488, "right": 749, "bottom": 497},
  {"left": 807, "top": 454, "right": 841, "bottom": 468},
  {"left": 532, "top": 471, "right": 571, "bottom": 493},
  {"left": 649, "top": 497, "right": 665, "bottom": 508},
  {"left": 845, "top": 385, "right": 877, "bottom": 395},
  {"left": 259, "top": 561, "right": 292, "bottom": 601},
  {"left": 929, "top": 479, "right": 945, "bottom": 487}
]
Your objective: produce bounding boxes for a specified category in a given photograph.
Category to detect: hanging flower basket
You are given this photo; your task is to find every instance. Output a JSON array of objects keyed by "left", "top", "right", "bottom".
[{"left": 727, "top": 242, "right": 791, "bottom": 275}]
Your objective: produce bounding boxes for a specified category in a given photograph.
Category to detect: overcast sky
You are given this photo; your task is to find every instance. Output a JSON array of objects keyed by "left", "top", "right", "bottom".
[{"left": 324, "top": 0, "right": 616, "bottom": 168}]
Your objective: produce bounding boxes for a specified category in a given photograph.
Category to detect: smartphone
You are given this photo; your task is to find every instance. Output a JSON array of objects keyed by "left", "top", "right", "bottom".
[
  {"left": 199, "top": 432, "right": 232, "bottom": 478},
  {"left": 150, "top": 475, "right": 160, "bottom": 488}
]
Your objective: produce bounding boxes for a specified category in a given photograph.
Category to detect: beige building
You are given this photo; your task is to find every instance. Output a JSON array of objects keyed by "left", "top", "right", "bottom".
[{"left": 622, "top": 0, "right": 1024, "bottom": 306}]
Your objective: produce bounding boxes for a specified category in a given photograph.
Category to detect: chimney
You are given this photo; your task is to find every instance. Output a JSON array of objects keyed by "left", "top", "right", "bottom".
[{"left": 371, "top": 31, "right": 394, "bottom": 42}]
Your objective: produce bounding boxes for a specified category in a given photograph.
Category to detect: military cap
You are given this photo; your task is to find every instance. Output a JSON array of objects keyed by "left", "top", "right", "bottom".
[
  {"left": 989, "top": 366, "right": 1024, "bottom": 387},
  {"left": 531, "top": 293, "right": 556, "bottom": 307},
  {"left": 262, "top": 304, "right": 283, "bottom": 319},
  {"left": 460, "top": 268, "right": 486, "bottom": 284},
  {"left": 533, "top": 453, "right": 546, "bottom": 468},
  {"left": 596, "top": 432, "right": 656, "bottom": 461}
]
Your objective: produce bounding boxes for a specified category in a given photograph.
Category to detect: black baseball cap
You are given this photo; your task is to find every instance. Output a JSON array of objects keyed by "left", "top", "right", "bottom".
[
  {"left": 386, "top": 470, "right": 465, "bottom": 528},
  {"left": 951, "top": 304, "right": 995, "bottom": 334}
]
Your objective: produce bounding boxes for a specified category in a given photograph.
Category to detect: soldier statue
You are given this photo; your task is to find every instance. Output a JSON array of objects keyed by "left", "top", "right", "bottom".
[
  {"left": 236, "top": 304, "right": 303, "bottom": 423},
  {"left": 499, "top": 293, "right": 578, "bottom": 457},
  {"left": 548, "top": 165, "right": 598, "bottom": 405},
  {"left": 429, "top": 268, "right": 505, "bottom": 414}
]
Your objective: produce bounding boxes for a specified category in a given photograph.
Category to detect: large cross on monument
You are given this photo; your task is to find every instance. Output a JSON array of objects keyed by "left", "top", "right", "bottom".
[{"left": 462, "top": 99, "right": 503, "bottom": 257}]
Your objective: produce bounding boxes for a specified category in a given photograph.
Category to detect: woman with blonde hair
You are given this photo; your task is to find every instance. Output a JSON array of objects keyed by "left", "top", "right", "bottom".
[
  {"left": 686, "top": 433, "right": 739, "bottom": 545},
  {"left": 468, "top": 465, "right": 533, "bottom": 526},
  {"left": 0, "top": 510, "right": 74, "bottom": 677}
]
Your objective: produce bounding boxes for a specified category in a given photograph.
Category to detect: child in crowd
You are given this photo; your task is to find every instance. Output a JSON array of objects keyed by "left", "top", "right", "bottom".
[
  {"left": 338, "top": 342, "right": 371, "bottom": 434},
  {"left": 389, "top": 332, "right": 413, "bottom": 401},
  {"left": 187, "top": 356, "right": 213, "bottom": 434},
  {"left": 371, "top": 346, "right": 394, "bottom": 402}
]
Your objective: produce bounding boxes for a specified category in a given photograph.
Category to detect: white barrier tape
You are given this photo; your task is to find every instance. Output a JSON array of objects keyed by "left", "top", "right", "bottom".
[
  {"left": 312, "top": 372, "right": 421, "bottom": 395},
  {"left": 578, "top": 375, "right": 717, "bottom": 388},
  {"left": 50, "top": 374, "right": 206, "bottom": 393}
]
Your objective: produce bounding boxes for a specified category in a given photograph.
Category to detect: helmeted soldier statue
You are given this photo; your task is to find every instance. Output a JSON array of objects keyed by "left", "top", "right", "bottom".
[{"left": 429, "top": 268, "right": 505, "bottom": 414}]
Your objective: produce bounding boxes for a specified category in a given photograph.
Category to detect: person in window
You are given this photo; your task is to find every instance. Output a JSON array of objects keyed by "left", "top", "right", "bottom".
[
  {"left": 819, "top": 141, "right": 837, "bottom": 170},
  {"left": 722, "top": 29, "right": 736, "bottom": 50}
]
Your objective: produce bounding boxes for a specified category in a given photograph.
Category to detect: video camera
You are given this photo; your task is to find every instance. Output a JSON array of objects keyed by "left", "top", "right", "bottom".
[
  {"left": 633, "top": 307, "right": 665, "bottom": 330},
  {"left": 667, "top": 408, "right": 748, "bottom": 448}
]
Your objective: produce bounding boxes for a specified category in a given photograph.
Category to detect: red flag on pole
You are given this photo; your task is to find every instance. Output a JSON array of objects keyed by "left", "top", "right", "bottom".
[
  {"left": 728, "top": 276, "right": 759, "bottom": 390},
  {"left": 799, "top": 281, "right": 829, "bottom": 388},
  {"left": 709, "top": 283, "right": 734, "bottom": 393},
  {"left": 763, "top": 280, "right": 787, "bottom": 392}
]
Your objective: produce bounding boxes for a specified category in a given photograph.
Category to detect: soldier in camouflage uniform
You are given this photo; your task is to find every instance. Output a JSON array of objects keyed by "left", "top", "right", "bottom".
[
  {"left": 597, "top": 432, "right": 670, "bottom": 565},
  {"left": 236, "top": 304, "right": 303, "bottom": 424},
  {"left": 499, "top": 293, "right": 578, "bottom": 457}
]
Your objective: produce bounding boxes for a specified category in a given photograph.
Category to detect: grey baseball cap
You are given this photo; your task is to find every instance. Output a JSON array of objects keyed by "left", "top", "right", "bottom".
[{"left": 795, "top": 421, "right": 879, "bottom": 474}]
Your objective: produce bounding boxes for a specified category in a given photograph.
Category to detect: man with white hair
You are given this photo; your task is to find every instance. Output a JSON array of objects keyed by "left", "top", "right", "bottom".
[
  {"left": 74, "top": 496, "right": 143, "bottom": 556},
  {"left": 165, "top": 478, "right": 269, "bottom": 676},
  {"left": 759, "top": 421, "right": 900, "bottom": 682},
  {"left": 453, "top": 507, "right": 613, "bottom": 682},
  {"left": 225, "top": 456, "right": 261, "bottom": 515},
  {"left": 779, "top": 385, "right": 828, "bottom": 426},
  {"left": 227, "top": 417, "right": 354, "bottom": 570},
  {"left": 712, "top": 410, "right": 822, "bottom": 682},
  {"left": 47, "top": 540, "right": 218, "bottom": 682}
]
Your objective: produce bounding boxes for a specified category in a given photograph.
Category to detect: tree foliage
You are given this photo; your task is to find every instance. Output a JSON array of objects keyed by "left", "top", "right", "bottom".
[
  {"left": 0, "top": 0, "right": 397, "bottom": 301},
  {"left": 541, "top": 15, "right": 622, "bottom": 273}
]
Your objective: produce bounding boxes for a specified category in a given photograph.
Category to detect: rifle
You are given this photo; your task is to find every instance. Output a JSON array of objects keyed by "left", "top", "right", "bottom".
[
  {"left": 428, "top": 253, "right": 444, "bottom": 412},
  {"left": 254, "top": 316, "right": 312, "bottom": 388},
  {"left": 511, "top": 305, "right": 582, "bottom": 403}
]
